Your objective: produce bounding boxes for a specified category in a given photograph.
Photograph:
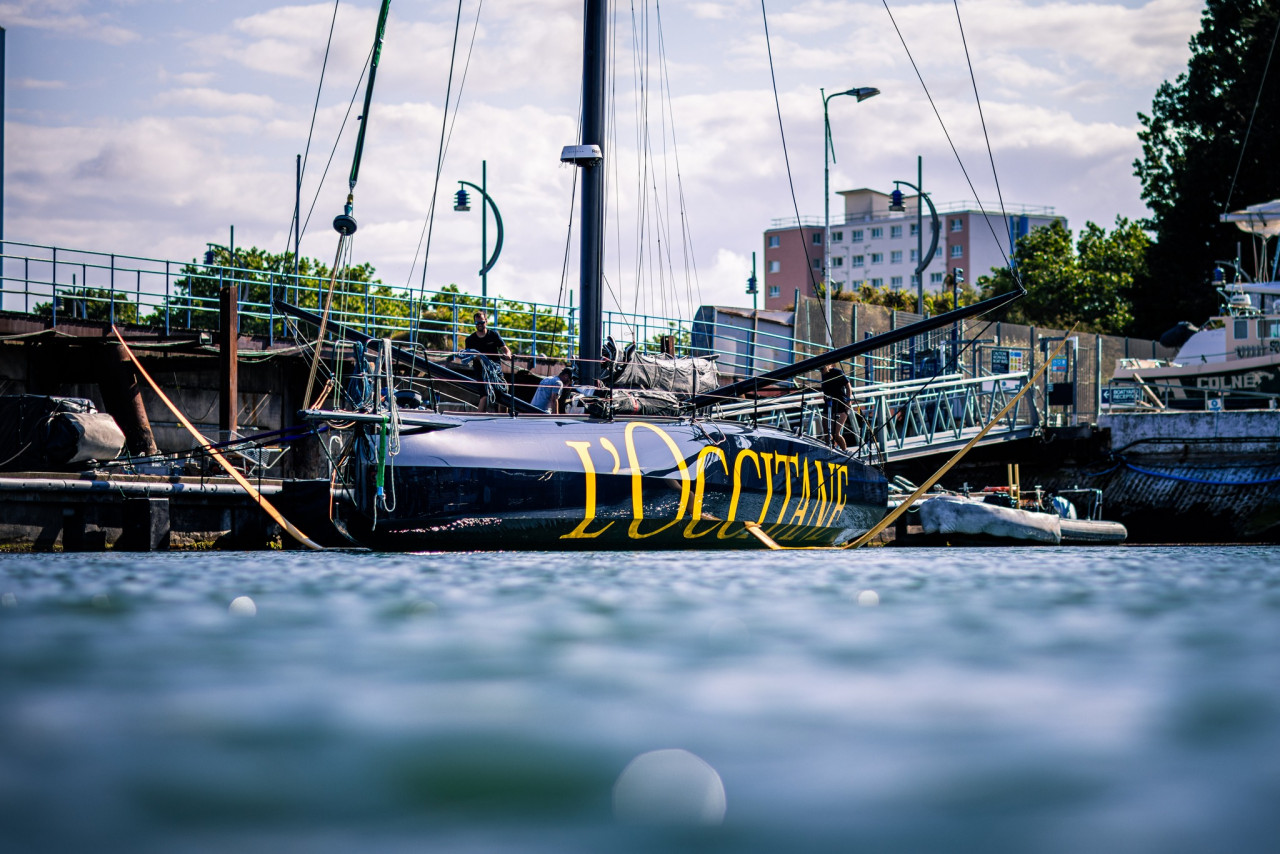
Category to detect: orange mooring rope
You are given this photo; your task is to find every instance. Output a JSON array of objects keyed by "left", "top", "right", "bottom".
[
  {"left": 112, "top": 326, "right": 326, "bottom": 550},
  {"left": 743, "top": 326, "right": 1079, "bottom": 551}
]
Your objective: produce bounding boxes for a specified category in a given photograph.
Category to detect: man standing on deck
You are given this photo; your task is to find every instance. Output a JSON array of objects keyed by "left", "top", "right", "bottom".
[
  {"left": 465, "top": 311, "right": 511, "bottom": 412},
  {"left": 821, "top": 363, "right": 852, "bottom": 452}
]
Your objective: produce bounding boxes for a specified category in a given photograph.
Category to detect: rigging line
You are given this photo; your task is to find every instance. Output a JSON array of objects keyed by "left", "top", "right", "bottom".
[
  {"left": 303, "top": 0, "right": 342, "bottom": 179},
  {"left": 630, "top": 0, "right": 651, "bottom": 321},
  {"left": 281, "top": 0, "right": 342, "bottom": 260},
  {"left": 404, "top": 0, "right": 468, "bottom": 377},
  {"left": 652, "top": 0, "right": 700, "bottom": 324},
  {"left": 406, "top": 0, "right": 484, "bottom": 292},
  {"left": 655, "top": 1, "right": 702, "bottom": 318},
  {"left": 880, "top": 0, "right": 1021, "bottom": 285},
  {"left": 301, "top": 44, "right": 373, "bottom": 239},
  {"left": 1223, "top": 7, "right": 1280, "bottom": 214},
  {"left": 952, "top": 0, "right": 1010, "bottom": 228},
  {"left": 406, "top": 0, "right": 475, "bottom": 294},
  {"left": 760, "top": 0, "right": 835, "bottom": 347}
]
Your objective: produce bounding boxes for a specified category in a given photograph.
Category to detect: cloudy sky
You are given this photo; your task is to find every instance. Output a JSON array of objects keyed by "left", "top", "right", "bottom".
[{"left": 3, "top": 0, "right": 1202, "bottom": 319}]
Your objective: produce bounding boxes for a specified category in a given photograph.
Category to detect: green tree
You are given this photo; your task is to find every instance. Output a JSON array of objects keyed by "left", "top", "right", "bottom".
[
  {"left": 34, "top": 288, "right": 138, "bottom": 324},
  {"left": 1133, "top": 0, "right": 1280, "bottom": 335},
  {"left": 160, "top": 246, "right": 385, "bottom": 336},
  {"left": 978, "top": 218, "right": 1146, "bottom": 334}
]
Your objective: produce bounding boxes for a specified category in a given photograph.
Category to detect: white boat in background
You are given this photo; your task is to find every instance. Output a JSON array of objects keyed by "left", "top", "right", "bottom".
[{"left": 1111, "top": 199, "right": 1280, "bottom": 410}]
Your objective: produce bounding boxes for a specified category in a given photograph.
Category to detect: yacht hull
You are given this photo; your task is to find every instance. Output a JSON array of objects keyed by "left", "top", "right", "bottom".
[{"left": 336, "top": 414, "right": 887, "bottom": 550}]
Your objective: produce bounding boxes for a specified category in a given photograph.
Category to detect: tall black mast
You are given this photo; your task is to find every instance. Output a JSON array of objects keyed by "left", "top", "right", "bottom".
[{"left": 577, "top": 0, "right": 608, "bottom": 382}]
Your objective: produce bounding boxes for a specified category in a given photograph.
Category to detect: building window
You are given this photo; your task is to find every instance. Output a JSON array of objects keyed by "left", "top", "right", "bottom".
[
  {"left": 910, "top": 223, "right": 918, "bottom": 236},
  {"left": 851, "top": 254, "right": 865, "bottom": 267},
  {"left": 950, "top": 244, "right": 963, "bottom": 258},
  {"left": 870, "top": 227, "right": 883, "bottom": 239},
  {"left": 890, "top": 225, "right": 903, "bottom": 239},
  {"left": 871, "top": 253, "right": 884, "bottom": 265},
  {"left": 812, "top": 232, "right": 823, "bottom": 245},
  {"left": 812, "top": 257, "right": 822, "bottom": 269},
  {"left": 891, "top": 276, "right": 904, "bottom": 288},
  {"left": 890, "top": 250, "right": 903, "bottom": 264},
  {"left": 832, "top": 230, "right": 843, "bottom": 242},
  {"left": 768, "top": 260, "right": 780, "bottom": 273},
  {"left": 871, "top": 278, "right": 884, "bottom": 288},
  {"left": 910, "top": 249, "right": 918, "bottom": 263},
  {"left": 851, "top": 229, "right": 864, "bottom": 242},
  {"left": 768, "top": 235, "right": 780, "bottom": 248},
  {"left": 832, "top": 257, "right": 844, "bottom": 267},
  {"left": 911, "top": 274, "right": 919, "bottom": 287},
  {"left": 950, "top": 218, "right": 963, "bottom": 232},
  {"left": 768, "top": 285, "right": 780, "bottom": 298},
  {"left": 931, "top": 272, "right": 944, "bottom": 284}
]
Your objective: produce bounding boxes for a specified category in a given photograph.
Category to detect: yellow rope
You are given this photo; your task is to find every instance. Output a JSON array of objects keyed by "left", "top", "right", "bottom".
[
  {"left": 302, "top": 235, "right": 350, "bottom": 410},
  {"left": 741, "top": 327, "right": 1079, "bottom": 551},
  {"left": 112, "top": 327, "right": 326, "bottom": 551}
]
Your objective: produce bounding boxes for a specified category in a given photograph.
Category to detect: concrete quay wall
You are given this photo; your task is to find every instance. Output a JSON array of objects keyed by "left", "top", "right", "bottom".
[{"left": 1100, "top": 410, "right": 1280, "bottom": 457}]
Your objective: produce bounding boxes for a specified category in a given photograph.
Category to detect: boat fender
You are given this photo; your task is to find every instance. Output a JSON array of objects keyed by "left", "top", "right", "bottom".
[{"left": 44, "top": 411, "right": 126, "bottom": 466}]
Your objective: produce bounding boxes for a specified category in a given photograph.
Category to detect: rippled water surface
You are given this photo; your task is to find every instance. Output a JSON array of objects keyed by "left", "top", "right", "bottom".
[{"left": 2, "top": 547, "right": 1279, "bottom": 853}]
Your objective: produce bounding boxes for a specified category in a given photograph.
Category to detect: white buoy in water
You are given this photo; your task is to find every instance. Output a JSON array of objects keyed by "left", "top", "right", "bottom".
[
  {"left": 613, "top": 748, "right": 726, "bottom": 825},
  {"left": 857, "top": 589, "right": 880, "bottom": 607},
  {"left": 228, "top": 596, "right": 257, "bottom": 617}
]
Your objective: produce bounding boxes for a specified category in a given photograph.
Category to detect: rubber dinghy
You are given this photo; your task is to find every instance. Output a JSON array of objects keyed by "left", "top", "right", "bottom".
[{"left": 916, "top": 495, "right": 1127, "bottom": 545}]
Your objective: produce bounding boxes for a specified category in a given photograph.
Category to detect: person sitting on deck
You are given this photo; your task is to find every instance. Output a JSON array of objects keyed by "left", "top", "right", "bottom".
[
  {"left": 464, "top": 311, "right": 511, "bottom": 412},
  {"left": 531, "top": 367, "right": 574, "bottom": 414}
]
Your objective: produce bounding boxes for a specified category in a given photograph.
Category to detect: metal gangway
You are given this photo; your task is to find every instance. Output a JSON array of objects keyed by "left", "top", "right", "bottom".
[{"left": 709, "top": 371, "right": 1040, "bottom": 463}]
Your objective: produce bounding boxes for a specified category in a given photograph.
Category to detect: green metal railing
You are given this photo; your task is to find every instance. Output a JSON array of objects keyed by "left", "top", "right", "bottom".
[{"left": 1, "top": 240, "right": 930, "bottom": 380}]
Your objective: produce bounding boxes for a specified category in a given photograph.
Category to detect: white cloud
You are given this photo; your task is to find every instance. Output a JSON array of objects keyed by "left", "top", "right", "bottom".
[
  {"left": 15, "top": 78, "right": 67, "bottom": 90},
  {"left": 0, "top": 0, "right": 139, "bottom": 44},
  {"left": 153, "top": 88, "right": 282, "bottom": 116},
  {"left": 4, "top": 0, "right": 1200, "bottom": 317}
]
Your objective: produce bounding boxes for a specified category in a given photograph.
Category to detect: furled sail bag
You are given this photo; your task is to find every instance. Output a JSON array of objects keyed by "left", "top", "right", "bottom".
[{"left": 609, "top": 351, "right": 720, "bottom": 395}]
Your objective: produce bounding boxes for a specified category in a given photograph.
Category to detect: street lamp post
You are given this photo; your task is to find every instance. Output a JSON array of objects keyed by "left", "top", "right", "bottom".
[
  {"left": 822, "top": 86, "right": 879, "bottom": 348},
  {"left": 454, "top": 159, "right": 505, "bottom": 300},
  {"left": 888, "top": 166, "right": 939, "bottom": 377}
]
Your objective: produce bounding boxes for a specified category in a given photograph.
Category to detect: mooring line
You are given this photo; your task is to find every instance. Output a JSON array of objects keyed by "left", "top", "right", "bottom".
[
  {"left": 743, "top": 327, "right": 1079, "bottom": 551},
  {"left": 112, "top": 326, "right": 326, "bottom": 551}
]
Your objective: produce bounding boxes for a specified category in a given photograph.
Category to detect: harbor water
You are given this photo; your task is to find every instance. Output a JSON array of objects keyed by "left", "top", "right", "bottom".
[{"left": 2, "top": 547, "right": 1278, "bottom": 853}]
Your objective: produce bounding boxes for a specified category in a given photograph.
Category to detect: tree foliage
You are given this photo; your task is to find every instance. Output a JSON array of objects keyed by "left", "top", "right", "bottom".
[
  {"left": 34, "top": 288, "right": 139, "bottom": 324},
  {"left": 159, "top": 247, "right": 570, "bottom": 358},
  {"left": 977, "top": 218, "right": 1147, "bottom": 334},
  {"left": 1133, "top": 0, "right": 1280, "bottom": 335}
]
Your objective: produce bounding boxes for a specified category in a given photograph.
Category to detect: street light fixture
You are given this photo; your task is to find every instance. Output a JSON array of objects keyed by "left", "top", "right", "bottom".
[
  {"left": 889, "top": 161, "right": 940, "bottom": 379},
  {"left": 822, "top": 86, "right": 879, "bottom": 347},
  {"left": 454, "top": 160, "right": 504, "bottom": 298}
]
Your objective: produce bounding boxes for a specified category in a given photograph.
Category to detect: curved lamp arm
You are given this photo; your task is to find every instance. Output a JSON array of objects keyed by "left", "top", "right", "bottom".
[
  {"left": 457, "top": 180, "right": 505, "bottom": 276},
  {"left": 894, "top": 179, "right": 940, "bottom": 276}
]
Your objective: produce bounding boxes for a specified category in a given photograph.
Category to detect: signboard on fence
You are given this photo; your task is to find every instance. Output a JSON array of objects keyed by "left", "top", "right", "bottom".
[
  {"left": 990, "top": 348, "right": 1025, "bottom": 374},
  {"left": 1100, "top": 386, "right": 1141, "bottom": 406},
  {"left": 1051, "top": 356, "right": 1068, "bottom": 372}
]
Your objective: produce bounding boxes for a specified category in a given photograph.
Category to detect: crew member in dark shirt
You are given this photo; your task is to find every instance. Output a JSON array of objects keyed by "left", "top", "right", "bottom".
[
  {"left": 465, "top": 311, "right": 512, "bottom": 412},
  {"left": 821, "top": 363, "right": 852, "bottom": 452}
]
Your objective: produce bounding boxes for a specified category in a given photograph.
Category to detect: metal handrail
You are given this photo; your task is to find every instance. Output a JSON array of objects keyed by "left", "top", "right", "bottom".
[{"left": 1, "top": 239, "right": 966, "bottom": 380}]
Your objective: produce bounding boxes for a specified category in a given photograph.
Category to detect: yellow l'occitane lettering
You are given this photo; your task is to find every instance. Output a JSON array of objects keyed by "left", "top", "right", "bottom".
[
  {"left": 717, "top": 448, "right": 762, "bottom": 540},
  {"left": 561, "top": 440, "right": 615, "bottom": 539},
  {"left": 684, "top": 446, "right": 728, "bottom": 538},
  {"left": 625, "top": 422, "right": 691, "bottom": 539}
]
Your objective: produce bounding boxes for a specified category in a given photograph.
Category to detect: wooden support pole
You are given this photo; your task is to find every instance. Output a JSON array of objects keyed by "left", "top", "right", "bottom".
[{"left": 219, "top": 285, "right": 238, "bottom": 438}]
